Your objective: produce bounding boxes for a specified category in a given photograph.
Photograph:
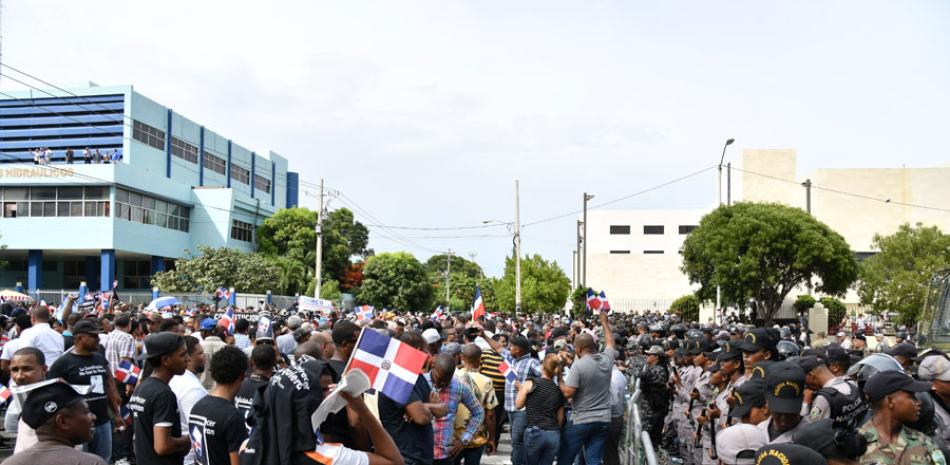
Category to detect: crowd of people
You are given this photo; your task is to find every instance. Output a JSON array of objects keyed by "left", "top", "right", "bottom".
[
  {"left": 0, "top": 296, "right": 946, "bottom": 465},
  {"left": 31, "top": 147, "right": 122, "bottom": 165}
]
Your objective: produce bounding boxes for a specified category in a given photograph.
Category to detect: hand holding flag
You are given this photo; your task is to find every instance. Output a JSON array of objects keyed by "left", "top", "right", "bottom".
[
  {"left": 115, "top": 360, "right": 141, "bottom": 385},
  {"left": 345, "top": 328, "right": 427, "bottom": 404}
]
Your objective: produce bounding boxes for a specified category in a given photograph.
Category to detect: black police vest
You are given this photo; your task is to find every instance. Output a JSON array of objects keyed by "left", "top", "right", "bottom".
[{"left": 816, "top": 381, "right": 868, "bottom": 430}]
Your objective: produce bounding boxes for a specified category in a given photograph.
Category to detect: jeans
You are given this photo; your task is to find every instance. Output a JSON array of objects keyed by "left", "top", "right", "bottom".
[
  {"left": 557, "top": 419, "right": 609, "bottom": 465},
  {"left": 509, "top": 410, "right": 528, "bottom": 465},
  {"left": 85, "top": 421, "right": 112, "bottom": 463},
  {"left": 604, "top": 416, "right": 624, "bottom": 465},
  {"left": 454, "top": 445, "right": 485, "bottom": 465},
  {"left": 525, "top": 426, "right": 561, "bottom": 465}
]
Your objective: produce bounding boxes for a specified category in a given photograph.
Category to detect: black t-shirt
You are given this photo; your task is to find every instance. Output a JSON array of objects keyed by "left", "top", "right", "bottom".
[
  {"left": 189, "top": 395, "right": 249, "bottom": 465},
  {"left": 378, "top": 374, "right": 434, "bottom": 465},
  {"left": 130, "top": 377, "right": 185, "bottom": 465},
  {"left": 47, "top": 351, "right": 112, "bottom": 426},
  {"left": 234, "top": 376, "right": 268, "bottom": 430}
]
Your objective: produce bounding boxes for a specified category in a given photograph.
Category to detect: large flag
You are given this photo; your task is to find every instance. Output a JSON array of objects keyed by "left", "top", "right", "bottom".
[
  {"left": 213, "top": 287, "right": 230, "bottom": 301},
  {"left": 586, "top": 288, "right": 602, "bottom": 313},
  {"left": 497, "top": 360, "right": 517, "bottom": 383},
  {"left": 115, "top": 360, "right": 141, "bottom": 385},
  {"left": 598, "top": 290, "right": 611, "bottom": 314},
  {"left": 219, "top": 307, "right": 236, "bottom": 334},
  {"left": 471, "top": 285, "right": 486, "bottom": 321},
  {"left": 430, "top": 305, "right": 444, "bottom": 320},
  {"left": 355, "top": 305, "right": 374, "bottom": 321},
  {"left": 346, "top": 328, "right": 427, "bottom": 404}
]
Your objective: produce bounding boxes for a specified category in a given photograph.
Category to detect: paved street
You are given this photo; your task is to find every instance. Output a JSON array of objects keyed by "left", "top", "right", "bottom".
[{"left": 481, "top": 431, "right": 513, "bottom": 465}]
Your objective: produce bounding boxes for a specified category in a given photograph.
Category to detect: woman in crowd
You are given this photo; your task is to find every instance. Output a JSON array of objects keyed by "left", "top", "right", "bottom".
[{"left": 516, "top": 353, "right": 566, "bottom": 465}]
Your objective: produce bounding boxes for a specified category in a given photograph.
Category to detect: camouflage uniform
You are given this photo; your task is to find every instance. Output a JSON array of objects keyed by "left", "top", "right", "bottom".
[
  {"left": 858, "top": 422, "right": 948, "bottom": 465},
  {"left": 639, "top": 362, "right": 671, "bottom": 448}
]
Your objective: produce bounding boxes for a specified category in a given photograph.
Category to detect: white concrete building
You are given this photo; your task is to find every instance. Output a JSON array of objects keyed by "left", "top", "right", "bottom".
[{"left": 580, "top": 149, "right": 950, "bottom": 314}]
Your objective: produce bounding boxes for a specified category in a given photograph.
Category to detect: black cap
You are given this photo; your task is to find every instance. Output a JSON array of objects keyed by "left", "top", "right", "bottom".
[
  {"left": 797, "top": 355, "right": 822, "bottom": 374},
  {"left": 138, "top": 332, "right": 184, "bottom": 361},
  {"left": 791, "top": 418, "right": 868, "bottom": 460},
  {"left": 21, "top": 381, "right": 85, "bottom": 429},
  {"left": 717, "top": 341, "right": 743, "bottom": 362},
  {"left": 750, "top": 361, "right": 773, "bottom": 380},
  {"left": 765, "top": 361, "right": 805, "bottom": 414},
  {"left": 740, "top": 328, "right": 776, "bottom": 353},
  {"left": 72, "top": 319, "right": 102, "bottom": 336},
  {"left": 729, "top": 379, "right": 767, "bottom": 418},
  {"left": 801, "top": 348, "right": 825, "bottom": 359},
  {"left": 863, "top": 370, "right": 931, "bottom": 402},
  {"left": 825, "top": 346, "right": 850, "bottom": 365},
  {"left": 754, "top": 444, "right": 827, "bottom": 465},
  {"left": 888, "top": 343, "right": 918, "bottom": 360}
]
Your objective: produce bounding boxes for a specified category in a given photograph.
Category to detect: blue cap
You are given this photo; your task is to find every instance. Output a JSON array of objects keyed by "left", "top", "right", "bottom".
[{"left": 200, "top": 318, "right": 217, "bottom": 330}]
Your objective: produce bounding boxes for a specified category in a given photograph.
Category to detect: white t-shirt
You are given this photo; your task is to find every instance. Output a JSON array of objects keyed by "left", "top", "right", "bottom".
[
  {"left": 169, "top": 370, "right": 207, "bottom": 464},
  {"left": 304, "top": 443, "right": 369, "bottom": 465}
]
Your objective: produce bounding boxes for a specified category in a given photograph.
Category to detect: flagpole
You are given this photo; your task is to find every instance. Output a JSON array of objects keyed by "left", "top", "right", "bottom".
[{"left": 514, "top": 180, "right": 522, "bottom": 313}]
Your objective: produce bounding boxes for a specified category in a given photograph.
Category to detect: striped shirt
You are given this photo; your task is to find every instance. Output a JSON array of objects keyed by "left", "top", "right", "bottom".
[
  {"left": 501, "top": 349, "right": 542, "bottom": 412},
  {"left": 480, "top": 350, "right": 506, "bottom": 393},
  {"left": 104, "top": 329, "right": 135, "bottom": 372}
]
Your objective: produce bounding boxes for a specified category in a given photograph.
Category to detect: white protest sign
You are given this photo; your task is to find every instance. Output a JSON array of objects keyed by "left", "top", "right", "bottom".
[{"left": 298, "top": 296, "right": 335, "bottom": 313}]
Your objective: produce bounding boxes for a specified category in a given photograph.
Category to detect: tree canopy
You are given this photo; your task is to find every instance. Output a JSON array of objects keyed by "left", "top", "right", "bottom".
[
  {"left": 857, "top": 223, "right": 950, "bottom": 325},
  {"left": 256, "top": 207, "right": 371, "bottom": 295},
  {"left": 151, "top": 245, "right": 279, "bottom": 294},
  {"left": 681, "top": 202, "right": 858, "bottom": 323},
  {"left": 670, "top": 294, "right": 701, "bottom": 322},
  {"left": 495, "top": 254, "right": 570, "bottom": 314},
  {"left": 357, "top": 252, "right": 433, "bottom": 311},
  {"left": 425, "top": 254, "right": 484, "bottom": 279}
]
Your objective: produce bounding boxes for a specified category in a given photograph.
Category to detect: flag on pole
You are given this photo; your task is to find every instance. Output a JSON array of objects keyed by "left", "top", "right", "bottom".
[
  {"left": 586, "top": 288, "right": 602, "bottom": 313},
  {"left": 497, "top": 360, "right": 517, "bottom": 383},
  {"left": 115, "top": 360, "right": 141, "bottom": 385},
  {"left": 355, "top": 305, "right": 375, "bottom": 321},
  {"left": 430, "top": 305, "right": 444, "bottom": 320},
  {"left": 219, "top": 307, "right": 236, "bottom": 334},
  {"left": 213, "top": 287, "right": 230, "bottom": 301},
  {"left": 599, "top": 290, "right": 611, "bottom": 314},
  {"left": 345, "top": 328, "right": 428, "bottom": 404},
  {"left": 471, "top": 285, "right": 486, "bottom": 321}
]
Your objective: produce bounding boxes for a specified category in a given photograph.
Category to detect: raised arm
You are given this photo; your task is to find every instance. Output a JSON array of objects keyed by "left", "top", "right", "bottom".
[{"left": 600, "top": 312, "right": 615, "bottom": 350}]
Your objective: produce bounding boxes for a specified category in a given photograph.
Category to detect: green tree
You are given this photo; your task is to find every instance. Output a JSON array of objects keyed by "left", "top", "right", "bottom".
[
  {"left": 681, "top": 202, "right": 858, "bottom": 324},
  {"left": 425, "top": 254, "right": 484, "bottom": 279},
  {"left": 266, "top": 255, "right": 308, "bottom": 296},
  {"left": 794, "top": 295, "right": 817, "bottom": 314},
  {"left": 570, "top": 286, "right": 588, "bottom": 318},
  {"left": 820, "top": 296, "right": 847, "bottom": 329},
  {"left": 256, "top": 207, "right": 371, "bottom": 295},
  {"left": 151, "top": 246, "right": 279, "bottom": 294},
  {"left": 357, "top": 252, "right": 433, "bottom": 311},
  {"left": 670, "top": 294, "right": 701, "bottom": 322},
  {"left": 430, "top": 271, "right": 498, "bottom": 313},
  {"left": 857, "top": 223, "right": 950, "bottom": 325},
  {"left": 495, "top": 254, "right": 570, "bottom": 314}
]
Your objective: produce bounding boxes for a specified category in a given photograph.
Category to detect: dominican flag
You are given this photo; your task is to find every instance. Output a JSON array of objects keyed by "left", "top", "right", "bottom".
[
  {"left": 498, "top": 360, "right": 517, "bottom": 383},
  {"left": 598, "top": 290, "right": 611, "bottom": 313},
  {"left": 355, "top": 305, "right": 375, "bottom": 321},
  {"left": 115, "top": 360, "right": 141, "bottom": 385},
  {"left": 219, "top": 307, "right": 236, "bottom": 334},
  {"left": 471, "top": 285, "right": 486, "bottom": 321},
  {"left": 213, "top": 287, "right": 230, "bottom": 301},
  {"left": 0, "top": 384, "right": 11, "bottom": 403},
  {"left": 586, "top": 288, "right": 603, "bottom": 313},
  {"left": 120, "top": 405, "right": 132, "bottom": 426},
  {"left": 346, "top": 328, "right": 428, "bottom": 404},
  {"left": 430, "top": 305, "right": 444, "bottom": 320}
]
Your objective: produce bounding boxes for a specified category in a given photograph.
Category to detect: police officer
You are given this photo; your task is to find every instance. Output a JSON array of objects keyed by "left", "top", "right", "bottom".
[
  {"left": 858, "top": 370, "right": 946, "bottom": 465},
  {"left": 792, "top": 419, "right": 867, "bottom": 465},
  {"left": 741, "top": 329, "right": 778, "bottom": 387},
  {"left": 640, "top": 345, "right": 671, "bottom": 448},
  {"left": 798, "top": 355, "right": 868, "bottom": 430},
  {"left": 753, "top": 444, "right": 828, "bottom": 465},
  {"left": 758, "top": 361, "right": 809, "bottom": 444},
  {"left": 889, "top": 343, "right": 918, "bottom": 373},
  {"left": 916, "top": 355, "right": 950, "bottom": 457}
]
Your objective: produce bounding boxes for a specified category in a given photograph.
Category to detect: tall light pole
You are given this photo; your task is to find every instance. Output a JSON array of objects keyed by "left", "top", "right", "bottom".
[
  {"left": 718, "top": 138, "right": 735, "bottom": 206},
  {"left": 445, "top": 248, "right": 453, "bottom": 302},
  {"left": 582, "top": 193, "right": 594, "bottom": 287},
  {"left": 514, "top": 180, "right": 522, "bottom": 313},
  {"left": 314, "top": 178, "right": 324, "bottom": 299}
]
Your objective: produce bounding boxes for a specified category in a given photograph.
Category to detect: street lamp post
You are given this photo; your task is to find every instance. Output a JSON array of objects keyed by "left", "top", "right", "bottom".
[
  {"left": 716, "top": 139, "right": 735, "bottom": 323},
  {"left": 582, "top": 193, "right": 594, "bottom": 287},
  {"left": 484, "top": 218, "right": 520, "bottom": 312}
]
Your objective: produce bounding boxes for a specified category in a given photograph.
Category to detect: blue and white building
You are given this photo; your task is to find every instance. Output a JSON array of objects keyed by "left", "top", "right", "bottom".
[{"left": 0, "top": 84, "right": 300, "bottom": 292}]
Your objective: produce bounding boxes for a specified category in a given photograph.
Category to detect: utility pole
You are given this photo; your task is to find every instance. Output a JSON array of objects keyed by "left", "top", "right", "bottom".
[
  {"left": 576, "top": 220, "right": 583, "bottom": 289},
  {"left": 727, "top": 162, "right": 732, "bottom": 206},
  {"left": 803, "top": 179, "right": 812, "bottom": 214},
  {"left": 314, "top": 178, "right": 324, "bottom": 299},
  {"left": 717, "top": 139, "right": 735, "bottom": 321},
  {"left": 582, "top": 193, "right": 593, "bottom": 287},
  {"left": 514, "top": 180, "right": 522, "bottom": 313},
  {"left": 445, "top": 249, "right": 453, "bottom": 302}
]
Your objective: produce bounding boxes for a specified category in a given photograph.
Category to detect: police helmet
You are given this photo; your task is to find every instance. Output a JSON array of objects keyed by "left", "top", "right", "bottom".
[
  {"left": 775, "top": 340, "right": 801, "bottom": 361},
  {"left": 846, "top": 353, "right": 904, "bottom": 390}
]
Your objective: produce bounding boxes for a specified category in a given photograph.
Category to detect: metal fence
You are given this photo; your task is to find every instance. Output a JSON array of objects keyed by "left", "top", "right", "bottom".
[{"left": 621, "top": 375, "right": 658, "bottom": 465}]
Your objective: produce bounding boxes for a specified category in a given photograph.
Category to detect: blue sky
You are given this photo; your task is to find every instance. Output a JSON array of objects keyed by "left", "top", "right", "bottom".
[{"left": 3, "top": 0, "right": 949, "bottom": 277}]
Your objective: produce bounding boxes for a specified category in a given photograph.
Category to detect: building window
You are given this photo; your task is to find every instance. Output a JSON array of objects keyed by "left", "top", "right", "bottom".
[
  {"left": 114, "top": 188, "right": 189, "bottom": 232},
  {"left": 231, "top": 164, "right": 250, "bottom": 185},
  {"left": 63, "top": 260, "right": 86, "bottom": 289},
  {"left": 643, "top": 225, "right": 665, "bottom": 235},
  {"left": 132, "top": 120, "right": 166, "bottom": 151},
  {"left": 203, "top": 151, "right": 227, "bottom": 175},
  {"left": 254, "top": 174, "right": 271, "bottom": 194},
  {"left": 0, "top": 187, "right": 110, "bottom": 218},
  {"left": 123, "top": 260, "right": 151, "bottom": 289},
  {"left": 231, "top": 219, "right": 254, "bottom": 242},
  {"left": 644, "top": 250, "right": 665, "bottom": 254},
  {"left": 679, "top": 225, "right": 698, "bottom": 234},
  {"left": 609, "top": 225, "right": 631, "bottom": 235},
  {"left": 609, "top": 250, "right": 631, "bottom": 254},
  {"left": 171, "top": 137, "right": 199, "bottom": 163},
  {"left": 42, "top": 260, "right": 57, "bottom": 272}
]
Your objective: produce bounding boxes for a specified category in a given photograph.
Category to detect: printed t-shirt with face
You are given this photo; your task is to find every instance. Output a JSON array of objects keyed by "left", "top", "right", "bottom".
[
  {"left": 188, "top": 395, "right": 248, "bottom": 465},
  {"left": 130, "top": 376, "right": 186, "bottom": 465},
  {"left": 234, "top": 376, "right": 269, "bottom": 430},
  {"left": 47, "top": 351, "right": 112, "bottom": 426}
]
